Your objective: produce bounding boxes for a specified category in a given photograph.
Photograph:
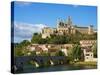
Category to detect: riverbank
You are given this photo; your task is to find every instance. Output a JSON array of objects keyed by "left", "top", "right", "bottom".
[
  {"left": 16, "top": 63, "right": 97, "bottom": 74},
  {"left": 73, "top": 61, "right": 97, "bottom": 66}
]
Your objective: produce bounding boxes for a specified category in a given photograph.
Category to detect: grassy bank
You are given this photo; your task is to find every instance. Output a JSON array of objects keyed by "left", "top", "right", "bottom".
[{"left": 73, "top": 61, "right": 97, "bottom": 66}]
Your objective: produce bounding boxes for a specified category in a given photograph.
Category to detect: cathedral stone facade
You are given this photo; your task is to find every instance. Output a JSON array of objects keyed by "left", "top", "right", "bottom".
[{"left": 42, "top": 16, "right": 94, "bottom": 38}]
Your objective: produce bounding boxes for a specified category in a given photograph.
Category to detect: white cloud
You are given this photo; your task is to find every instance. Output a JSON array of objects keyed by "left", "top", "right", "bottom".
[{"left": 13, "top": 22, "right": 47, "bottom": 43}]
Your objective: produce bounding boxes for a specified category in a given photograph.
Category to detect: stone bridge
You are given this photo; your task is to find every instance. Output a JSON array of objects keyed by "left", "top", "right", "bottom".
[{"left": 14, "top": 56, "right": 69, "bottom": 72}]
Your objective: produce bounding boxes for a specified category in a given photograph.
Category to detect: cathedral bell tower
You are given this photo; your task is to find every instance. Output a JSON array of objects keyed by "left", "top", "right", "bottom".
[
  {"left": 67, "top": 16, "right": 72, "bottom": 26},
  {"left": 57, "top": 18, "right": 60, "bottom": 29}
]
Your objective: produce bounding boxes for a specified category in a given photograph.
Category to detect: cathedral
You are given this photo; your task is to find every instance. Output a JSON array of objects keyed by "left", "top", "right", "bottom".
[{"left": 42, "top": 16, "right": 94, "bottom": 38}]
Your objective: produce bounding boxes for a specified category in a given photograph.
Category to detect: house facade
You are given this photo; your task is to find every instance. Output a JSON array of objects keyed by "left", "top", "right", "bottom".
[{"left": 80, "top": 40, "right": 97, "bottom": 62}]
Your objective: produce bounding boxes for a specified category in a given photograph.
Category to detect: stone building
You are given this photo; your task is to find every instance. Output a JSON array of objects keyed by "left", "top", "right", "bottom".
[{"left": 42, "top": 16, "right": 94, "bottom": 38}]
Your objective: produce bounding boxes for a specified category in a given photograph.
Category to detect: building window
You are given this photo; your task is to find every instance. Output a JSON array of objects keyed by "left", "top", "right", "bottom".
[
  {"left": 86, "top": 57, "right": 88, "bottom": 59},
  {"left": 86, "top": 54, "right": 89, "bottom": 56}
]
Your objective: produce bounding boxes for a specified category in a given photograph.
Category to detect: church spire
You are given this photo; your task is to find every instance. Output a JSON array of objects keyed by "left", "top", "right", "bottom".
[
  {"left": 67, "top": 16, "right": 72, "bottom": 25},
  {"left": 57, "top": 18, "right": 60, "bottom": 28}
]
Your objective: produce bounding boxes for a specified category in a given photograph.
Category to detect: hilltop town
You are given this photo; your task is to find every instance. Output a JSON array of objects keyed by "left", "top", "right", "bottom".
[
  {"left": 42, "top": 16, "right": 95, "bottom": 38},
  {"left": 14, "top": 16, "right": 97, "bottom": 63}
]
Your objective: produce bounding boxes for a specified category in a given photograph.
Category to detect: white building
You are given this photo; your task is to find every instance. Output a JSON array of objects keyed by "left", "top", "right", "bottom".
[
  {"left": 83, "top": 48, "right": 94, "bottom": 62},
  {"left": 80, "top": 40, "right": 97, "bottom": 62}
]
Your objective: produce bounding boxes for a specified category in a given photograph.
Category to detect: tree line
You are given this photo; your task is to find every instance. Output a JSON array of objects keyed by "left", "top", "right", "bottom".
[{"left": 31, "top": 32, "right": 97, "bottom": 44}]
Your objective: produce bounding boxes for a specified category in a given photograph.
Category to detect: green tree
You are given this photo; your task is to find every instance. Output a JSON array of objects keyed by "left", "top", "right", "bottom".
[
  {"left": 48, "top": 35, "right": 70, "bottom": 44},
  {"left": 41, "top": 52, "right": 50, "bottom": 56},
  {"left": 38, "top": 38, "right": 47, "bottom": 44},
  {"left": 92, "top": 43, "right": 97, "bottom": 58},
  {"left": 55, "top": 50, "right": 65, "bottom": 56},
  {"left": 67, "top": 44, "right": 83, "bottom": 62},
  {"left": 74, "top": 44, "right": 81, "bottom": 60},
  {"left": 20, "top": 40, "right": 31, "bottom": 46},
  {"left": 14, "top": 40, "right": 31, "bottom": 56},
  {"left": 30, "top": 51, "right": 36, "bottom": 56},
  {"left": 14, "top": 48, "right": 24, "bottom": 56},
  {"left": 31, "top": 33, "right": 41, "bottom": 43}
]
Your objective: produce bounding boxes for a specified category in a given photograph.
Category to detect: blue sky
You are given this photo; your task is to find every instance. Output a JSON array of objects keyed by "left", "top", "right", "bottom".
[{"left": 12, "top": 1, "right": 97, "bottom": 43}]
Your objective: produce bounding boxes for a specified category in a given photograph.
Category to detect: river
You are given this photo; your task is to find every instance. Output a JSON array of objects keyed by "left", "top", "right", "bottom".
[{"left": 16, "top": 64, "right": 97, "bottom": 73}]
